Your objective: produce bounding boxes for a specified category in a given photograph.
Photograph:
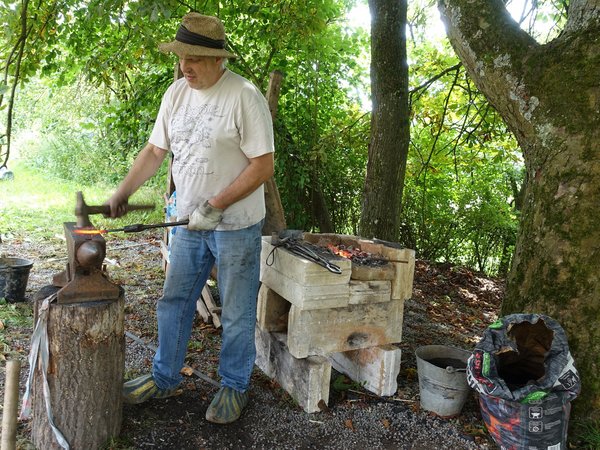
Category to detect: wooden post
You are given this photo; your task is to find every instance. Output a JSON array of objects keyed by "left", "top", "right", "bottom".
[
  {"left": 1, "top": 360, "right": 20, "bottom": 450},
  {"left": 263, "top": 70, "right": 287, "bottom": 235},
  {"left": 32, "top": 287, "right": 124, "bottom": 450}
]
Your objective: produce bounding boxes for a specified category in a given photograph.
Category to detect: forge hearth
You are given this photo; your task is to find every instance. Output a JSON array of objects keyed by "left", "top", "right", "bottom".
[
  {"left": 256, "top": 232, "right": 415, "bottom": 412},
  {"left": 260, "top": 232, "right": 414, "bottom": 314}
]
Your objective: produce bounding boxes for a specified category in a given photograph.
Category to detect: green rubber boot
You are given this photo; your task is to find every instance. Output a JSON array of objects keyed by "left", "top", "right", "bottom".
[
  {"left": 205, "top": 386, "right": 249, "bottom": 424},
  {"left": 122, "top": 374, "right": 181, "bottom": 404}
]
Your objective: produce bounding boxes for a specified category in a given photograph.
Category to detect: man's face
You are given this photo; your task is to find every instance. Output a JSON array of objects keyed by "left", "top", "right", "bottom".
[{"left": 179, "top": 55, "right": 224, "bottom": 90}]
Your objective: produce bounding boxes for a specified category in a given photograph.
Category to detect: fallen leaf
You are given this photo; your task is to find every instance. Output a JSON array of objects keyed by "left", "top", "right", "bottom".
[
  {"left": 317, "top": 399, "right": 330, "bottom": 413},
  {"left": 180, "top": 367, "right": 193, "bottom": 376},
  {"left": 344, "top": 419, "right": 355, "bottom": 431},
  {"left": 410, "top": 402, "right": 420, "bottom": 414},
  {"left": 381, "top": 418, "right": 390, "bottom": 429}
]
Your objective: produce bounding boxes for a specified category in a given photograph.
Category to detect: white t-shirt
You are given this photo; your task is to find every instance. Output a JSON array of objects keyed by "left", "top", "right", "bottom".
[{"left": 149, "top": 69, "right": 275, "bottom": 230}]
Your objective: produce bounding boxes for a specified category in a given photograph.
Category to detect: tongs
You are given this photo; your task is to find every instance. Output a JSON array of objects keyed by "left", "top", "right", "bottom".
[{"left": 268, "top": 232, "right": 342, "bottom": 274}]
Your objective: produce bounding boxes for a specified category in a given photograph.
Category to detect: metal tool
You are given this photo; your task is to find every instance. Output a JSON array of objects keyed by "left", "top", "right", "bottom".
[
  {"left": 106, "top": 219, "right": 189, "bottom": 233},
  {"left": 269, "top": 234, "right": 342, "bottom": 274},
  {"left": 53, "top": 222, "right": 120, "bottom": 304},
  {"left": 75, "top": 191, "right": 155, "bottom": 228}
]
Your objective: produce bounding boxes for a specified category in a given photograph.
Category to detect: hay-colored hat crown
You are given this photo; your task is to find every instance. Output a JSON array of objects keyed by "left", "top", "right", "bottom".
[{"left": 159, "top": 13, "right": 237, "bottom": 59}]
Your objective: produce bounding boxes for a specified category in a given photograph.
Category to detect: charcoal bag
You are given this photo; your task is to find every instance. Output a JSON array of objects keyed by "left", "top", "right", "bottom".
[{"left": 467, "top": 314, "right": 580, "bottom": 450}]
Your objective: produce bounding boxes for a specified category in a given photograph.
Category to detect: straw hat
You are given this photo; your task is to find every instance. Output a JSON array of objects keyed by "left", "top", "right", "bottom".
[{"left": 159, "top": 13, "right": 237, "bottom": 60}]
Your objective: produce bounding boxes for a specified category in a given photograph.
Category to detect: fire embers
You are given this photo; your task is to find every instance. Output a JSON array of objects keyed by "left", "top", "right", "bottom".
[{"left": 326, "top": 243, "right": 388, "bottom": 267}]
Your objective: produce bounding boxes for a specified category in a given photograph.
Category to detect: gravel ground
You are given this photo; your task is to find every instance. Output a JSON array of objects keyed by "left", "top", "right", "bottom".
[{"left": 0, "top": 230, "right": 501, "bottom": 449}]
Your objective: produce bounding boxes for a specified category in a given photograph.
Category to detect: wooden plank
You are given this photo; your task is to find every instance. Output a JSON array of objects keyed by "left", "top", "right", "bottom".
[
  {"left": 329, "top": 345, "right": 402, "bottom": 397},
  {"left": 357, "top": 239, "right": 385, "bottom": 256},
  {"left": 255, "top": 326, "right": 331, "bottom": 414},
  {"left": 196, "top": 297, "right": 212, "bottom": 324},
  {"left": 261, "top": 238, "right": 351, "bottom": 286},
  {"left": 257, "top": 284, "right": 290, "bottom": 332},
  {"left": 262, "top": 70, "right": 287, "bottom": 236},
  {"left": 390, "top": 249, "right": 416, "bottom": 300},
  {"left": 380, "top": 245, "right": 414, "bottom": 263},
  {"left": 351, "top": 262, "right": 396, "bottom": 281},
  {"left": 202, "top": 285, "right": 221, "bottom": 328},
  {"left": 349, "top": 280, "right": 391, "bottom": 305},
  {"left": 287, "top": 299, "right": 405, "bottom": 359},
  {"left": 260, "top": 263, "right": 350, "bottom": 310},
  {"left": 160, "top": 240, "right": 170, "bottom": 267}
]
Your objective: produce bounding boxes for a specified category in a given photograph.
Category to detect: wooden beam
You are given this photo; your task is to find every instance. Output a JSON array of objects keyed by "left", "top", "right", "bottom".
[
  {"left": 287, "top": 299, "right": 405, "bottom": 359},
  {"left": 255, "top": 326, "right": 331, "bottom": 413},
  {"left": 349, "top": 280, "right": 392, "bottom": 305},
  {"left": 196, "top": 297, "right": 212, "bottom": 324},
  {"left": 261, "top": 264, "right": 350, "bottom": 310},
  {"left": 262, "top": 70, "right": 286, "bottom": 235},
  {"left": 202, "top": 286, "right": 221, "bottom": 328},
  {"left": 257, "top": 284, "right": 289, "bottom": 332},
  {"left": 261, "top": 238, "right": 351, "bottom": 286},
  {"left": 329, "top": 345, "right": 401, "bottom": 397},
  {"left": 390, "top": 248, "right": 415, "bottom": 300}
]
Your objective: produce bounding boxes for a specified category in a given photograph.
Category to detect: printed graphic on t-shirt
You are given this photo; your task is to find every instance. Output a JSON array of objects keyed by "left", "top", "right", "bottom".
[{"left": 171, "top": 103, "right": 222, "bottom": 177}]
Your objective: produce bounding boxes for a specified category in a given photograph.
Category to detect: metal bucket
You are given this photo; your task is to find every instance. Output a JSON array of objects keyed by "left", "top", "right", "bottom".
[
  {"left": 415, "top": 345, "right": 471, "bottom": 417},
  {"left": 0, "top": 257, "right": 33, "bottom": 302}
]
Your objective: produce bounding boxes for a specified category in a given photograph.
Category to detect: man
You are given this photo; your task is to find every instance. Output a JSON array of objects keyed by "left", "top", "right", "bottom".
[{"left": 106, "top": 12, "right": 275, "bottom": 424}]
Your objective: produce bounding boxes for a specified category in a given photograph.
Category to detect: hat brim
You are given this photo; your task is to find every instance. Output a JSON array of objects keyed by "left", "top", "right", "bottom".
[{"left": 159, "top": 41, "right": 237, "bottom": 60}]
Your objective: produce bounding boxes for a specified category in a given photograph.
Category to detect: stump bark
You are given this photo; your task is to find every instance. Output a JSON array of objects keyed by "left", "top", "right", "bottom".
[{"left": 32, "top": 286, "right": 125, "bottom": 450}]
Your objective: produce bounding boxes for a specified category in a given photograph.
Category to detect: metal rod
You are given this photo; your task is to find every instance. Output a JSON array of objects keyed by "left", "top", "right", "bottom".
[{"left": 107, "top": 219, "right": 189, "bottom": 233}]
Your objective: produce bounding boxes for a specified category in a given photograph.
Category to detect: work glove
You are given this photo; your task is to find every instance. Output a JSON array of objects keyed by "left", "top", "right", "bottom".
[
  {"left": 188, "top": 201, "right": 224, "bottom": 231},
  {"left": 105, "top": 193, "right": 129, "bottom": 218}
]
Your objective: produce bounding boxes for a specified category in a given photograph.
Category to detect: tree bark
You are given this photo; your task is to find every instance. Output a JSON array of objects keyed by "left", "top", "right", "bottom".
[
  {"left": 32, "top": 287, "right": 125, "bottom": 449},
  {"left": 263, "top": 70, "right": 287, "bottom": 235},
  {"left": 438, "top": 0, "right": 600, "bottom": 418},
  {"left": 360, "top": 0, "right": 409, "bottom": 242}
]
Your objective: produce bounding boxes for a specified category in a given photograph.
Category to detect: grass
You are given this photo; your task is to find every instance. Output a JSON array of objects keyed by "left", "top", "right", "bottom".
[
  {"left": 0, "top": 161, "right": 166, "bottom": 240},
  {"left": 0, "top": 298, "right": 33, "bottom": 360},
  {"left": 572, "top": 418, "right": 600, "bottom": 449}
]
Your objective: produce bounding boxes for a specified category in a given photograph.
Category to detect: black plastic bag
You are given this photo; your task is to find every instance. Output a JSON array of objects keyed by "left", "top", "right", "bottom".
[{"left": 467, "top": 314, "right": 580, "bottom": 450}]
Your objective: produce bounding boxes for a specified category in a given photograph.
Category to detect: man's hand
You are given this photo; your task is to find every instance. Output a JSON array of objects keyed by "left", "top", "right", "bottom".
[
  {"left": 105, "top": 193, "right": 129, "bottom": 218},
  {"left": 188, "top": 201, "right": 224, "bottom": 230}
]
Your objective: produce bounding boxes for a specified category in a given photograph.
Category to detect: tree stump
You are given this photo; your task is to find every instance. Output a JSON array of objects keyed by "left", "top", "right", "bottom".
[{"left": 32, "top": 286, "right": 125, "bottom": 450}]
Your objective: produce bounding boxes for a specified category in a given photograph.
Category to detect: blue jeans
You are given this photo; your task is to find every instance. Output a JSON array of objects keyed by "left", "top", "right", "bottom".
[{"left": 152, "top": 220, "right": 263, "bottom": 393}]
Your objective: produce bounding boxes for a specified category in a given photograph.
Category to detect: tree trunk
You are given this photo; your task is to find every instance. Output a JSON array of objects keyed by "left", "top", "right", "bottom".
[
  {"left": 263, "top": 70, "right": 287, "bottom": 235},
  {"left": 309, "top": 180, "right": 334, "bottom": 233},
  {"left": 360, "top": 0, "right": 410, "bottom": 242},
  {"left": 32, "top": 286, "right": 125, "bottom": 449},
  {"left": 438, "top": 0, "right": 600, "bottom": 418}
]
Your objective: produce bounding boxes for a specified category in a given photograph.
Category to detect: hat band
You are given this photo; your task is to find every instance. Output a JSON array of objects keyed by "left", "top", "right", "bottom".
[{"left": 175, "top": 25, "right": 226, "bottom": 49}]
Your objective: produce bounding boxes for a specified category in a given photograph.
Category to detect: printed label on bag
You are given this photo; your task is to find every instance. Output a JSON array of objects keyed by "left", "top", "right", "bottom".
[
  {"left": 557, "top": 370, "right": 579, "bottom": 391},
  {"left": 529, "top": 406, "right": 543, "bottom": 419},
  {"left": 543, "top": 420, "right": 562, "bottom": 431},
  {"left": 529, "top": 421, "right": 543, "bottom": 433}
]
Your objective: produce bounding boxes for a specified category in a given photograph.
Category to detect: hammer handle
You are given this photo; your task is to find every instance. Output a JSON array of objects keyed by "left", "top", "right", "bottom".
[{"left": 87, "top": 204, "right": 155, "bottom": 215}]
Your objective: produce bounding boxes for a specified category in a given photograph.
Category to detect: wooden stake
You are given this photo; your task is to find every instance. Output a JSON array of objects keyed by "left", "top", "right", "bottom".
[{"left": 1, "top": 359, "right": 21, "bottom": 450}]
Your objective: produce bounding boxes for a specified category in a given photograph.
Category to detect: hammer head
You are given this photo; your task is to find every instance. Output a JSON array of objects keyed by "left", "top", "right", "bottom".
[{"left": 75, "top": 191, "right": 93, "bottom": 228}]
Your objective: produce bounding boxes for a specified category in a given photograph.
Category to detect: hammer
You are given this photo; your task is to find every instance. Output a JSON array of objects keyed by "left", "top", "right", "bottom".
[{"left": 75, "top": 191, "right": 155, "bottom": 228}]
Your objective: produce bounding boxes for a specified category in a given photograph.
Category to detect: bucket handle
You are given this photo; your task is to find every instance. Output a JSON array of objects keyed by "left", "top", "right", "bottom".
[{"left": 445, "top": 366, "right": 467, "bottom": 374}]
